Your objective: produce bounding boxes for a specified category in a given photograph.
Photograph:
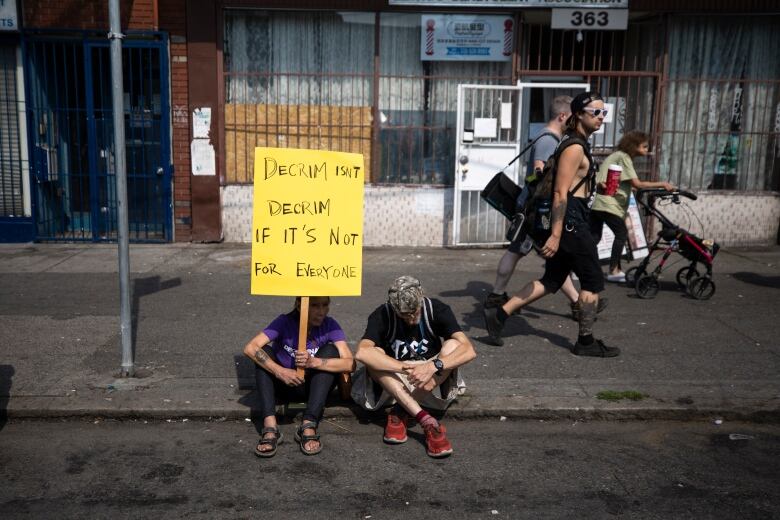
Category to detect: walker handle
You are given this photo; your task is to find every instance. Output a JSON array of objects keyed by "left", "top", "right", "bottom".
[{"left": 676, "top": 190, "right": 697, "bottom": 201}]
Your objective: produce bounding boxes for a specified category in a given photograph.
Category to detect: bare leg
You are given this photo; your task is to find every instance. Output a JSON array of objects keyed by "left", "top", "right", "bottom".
[
  {"left": 502, "top": 280, "right": 550, "bottom": 315},
  {"left": 369, "top": 369, "right": 423, "bottom": 417},
  {"left": 560, "top": 275, "right": 579, "bottom": 304},
  {"left": 410, "top": 339, "right": 459, "bottom": 402},
  {"left": 493, "top": 251, "right": 522, "bottom": 293}
]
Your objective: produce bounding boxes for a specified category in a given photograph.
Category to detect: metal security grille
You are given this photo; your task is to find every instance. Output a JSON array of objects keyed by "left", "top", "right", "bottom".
[
  {"left": 519, "top": 20, "right": 664, "bottom": 181},
  {"left": 378, "top": 66, "right": 511, "bottom": 185},
  {"left": 520, "top": 20, "right": 662, "bottom": 73},
  {"left": 659, "top": 78, "right": 780, "bottom": 191},
  {"left": 24, "top": 32, "right": 172, "bottom": 242},
  {"left": 223, "top": 11, "right": 374, "bottom": 184},
  {"left": 222, "top": 10, "right": 513, "bottom": 186},
  {"left": 453, "top": 85, "right": 522, "bottom": 245},
  {"left": 0, "top": 41, "right": 24, "bottom": 219}
]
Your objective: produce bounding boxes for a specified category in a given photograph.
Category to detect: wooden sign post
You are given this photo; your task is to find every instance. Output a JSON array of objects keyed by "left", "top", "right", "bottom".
[
  {"left": 251, "top": 147, "right": 364, "bottom": 386},
  {"left": 296, "top": 296, "right": 309, "bottom": 379}
]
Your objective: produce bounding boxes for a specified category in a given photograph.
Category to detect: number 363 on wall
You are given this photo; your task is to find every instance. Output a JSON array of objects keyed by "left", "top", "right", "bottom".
[{"left": 551, "top": 9, "right": 628, "bottom": 31}]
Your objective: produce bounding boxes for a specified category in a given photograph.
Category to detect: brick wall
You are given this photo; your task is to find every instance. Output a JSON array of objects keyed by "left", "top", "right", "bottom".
[
  {"left": 159, "top": 0, "right": 192, "bottom": 242},
  {"left": 23, "top": 0, "right": 157, "bottom": 30}
]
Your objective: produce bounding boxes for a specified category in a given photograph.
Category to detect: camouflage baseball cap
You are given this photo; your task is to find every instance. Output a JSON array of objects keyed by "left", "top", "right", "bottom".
[{"left": 387, "top": 275, "right": 423, "bottom": 314}]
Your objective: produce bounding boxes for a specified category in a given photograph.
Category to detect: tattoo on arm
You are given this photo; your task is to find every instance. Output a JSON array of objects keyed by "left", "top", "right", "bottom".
[
  {"left": 551, "top": 198, "right": 567, "bottom": 227},
  {"left": 319, "top": 358, "right": 328, "bottom": 368},
  {"left": 253, "top": 348, "right": 270, "bottom": 365}
]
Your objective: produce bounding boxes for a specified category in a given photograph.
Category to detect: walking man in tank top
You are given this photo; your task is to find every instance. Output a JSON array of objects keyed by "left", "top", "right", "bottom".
[{"left": 483, "top": 92, "right": 620, "bottom": 357}]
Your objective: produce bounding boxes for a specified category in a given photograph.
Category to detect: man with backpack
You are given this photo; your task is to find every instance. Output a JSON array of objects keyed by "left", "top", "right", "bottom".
[
  {"left": 483, "top": 92, "right": 620, "bottom": 358},
  {"left": 484, "top": 96, "right": 584, "bottom": 321}
]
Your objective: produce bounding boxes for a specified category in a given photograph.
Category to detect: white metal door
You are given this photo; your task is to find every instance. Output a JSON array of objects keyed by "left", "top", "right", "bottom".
[{"left": 452, "top": 82, "right": 589, "bottom": 246}]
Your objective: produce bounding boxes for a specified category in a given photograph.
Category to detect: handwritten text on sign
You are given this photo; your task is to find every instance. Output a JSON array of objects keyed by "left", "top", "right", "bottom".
[{"left": 251, "top": 148, "right": 364, "bottom": 296}]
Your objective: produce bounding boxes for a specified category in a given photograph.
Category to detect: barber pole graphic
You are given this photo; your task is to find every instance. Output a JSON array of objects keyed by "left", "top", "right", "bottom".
[
  {"left": 420, "top": 15, "right": 512, "bottom": 62},
  {"left": 425, "top": 19, "right": 435, "bottom": 55},
  {"left": 503, "top": 20, "right": 513, "bottom": 56}
]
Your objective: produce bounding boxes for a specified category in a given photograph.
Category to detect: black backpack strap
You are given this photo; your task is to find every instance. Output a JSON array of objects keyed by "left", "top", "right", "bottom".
[
  {"left": 383, "top": 303, "right": 396, "bottom": 345},
  {"left": 501, "top": 131, "right": 560, "bottom": 171},
  {"left": 421, "top": 298, "right": 435, "bottom": 338}
]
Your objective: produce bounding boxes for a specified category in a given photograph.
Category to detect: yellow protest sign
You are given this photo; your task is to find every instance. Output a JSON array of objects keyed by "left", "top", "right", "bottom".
[{"left": 251, "top": 147, "right": 364, "bottom": 296}]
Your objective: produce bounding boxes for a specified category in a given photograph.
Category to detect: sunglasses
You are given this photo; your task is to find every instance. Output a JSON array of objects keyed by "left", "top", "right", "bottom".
[{"left": 583, "top": 107, "right": 608, "bottom": 117}]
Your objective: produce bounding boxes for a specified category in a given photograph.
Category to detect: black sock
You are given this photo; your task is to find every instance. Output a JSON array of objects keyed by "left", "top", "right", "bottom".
[
  {"left": 497, "top": 307, "right": 509, "bottom": 322},
  {"left": 577, "top": 334, "right": 594, "bottom": 345}
]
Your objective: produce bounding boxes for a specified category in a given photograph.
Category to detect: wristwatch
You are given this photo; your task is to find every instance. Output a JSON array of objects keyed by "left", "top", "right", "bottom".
[{"left": 432, "top": 358, "right": 444, "bottom": 375}]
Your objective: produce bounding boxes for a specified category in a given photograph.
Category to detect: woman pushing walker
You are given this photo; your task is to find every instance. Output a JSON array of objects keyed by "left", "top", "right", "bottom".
[{"left": 590, "top": 130, "right": 675, "bottom": 283}]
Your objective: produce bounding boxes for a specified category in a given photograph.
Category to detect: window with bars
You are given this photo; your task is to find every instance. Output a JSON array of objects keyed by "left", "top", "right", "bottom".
[
  {"left": 222, "top": 10, "right": 512, "bottom": 185},
  {"left": 658, "top": 15, "right": 780, "bottom": 191},
  {"left": 223, "top": 11, "right": 780, "bottom": 191},
  {"left": 223, "top": 10, "right": 375, "bottom": 183}
]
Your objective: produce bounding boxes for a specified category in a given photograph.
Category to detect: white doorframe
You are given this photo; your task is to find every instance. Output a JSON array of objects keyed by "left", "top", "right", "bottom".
[{"left": 452, "top": 81, "right": 589, "bottom": 246}]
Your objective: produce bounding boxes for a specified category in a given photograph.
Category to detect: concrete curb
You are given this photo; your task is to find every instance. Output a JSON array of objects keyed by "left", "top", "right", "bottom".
[{"left": 7, "top": 401, "right": 780, "bottom": 423}]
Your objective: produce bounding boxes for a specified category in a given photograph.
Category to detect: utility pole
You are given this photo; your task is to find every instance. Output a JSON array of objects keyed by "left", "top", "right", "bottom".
[{"left": 108, "top": 0, "right": 133, "bottom": 377}]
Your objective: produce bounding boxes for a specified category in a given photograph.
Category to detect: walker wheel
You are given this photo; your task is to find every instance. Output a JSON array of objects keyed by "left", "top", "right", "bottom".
[
  {"left": 687, "top": 276, "right": 716, "bottom": 300},
  {"left": 624, "top": 266, "right": 643, "bottom": 286},
  {"left": 636, "top": 274, "right": 659, "bottom": 299},
  {"left": 676, "top": 266, "right": 700, "bottom": 289}
]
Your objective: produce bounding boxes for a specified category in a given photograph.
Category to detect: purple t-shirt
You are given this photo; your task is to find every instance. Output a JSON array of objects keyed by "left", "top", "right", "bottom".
[{"left": 263, "top": 312, "right": 346, "bottom": 369}]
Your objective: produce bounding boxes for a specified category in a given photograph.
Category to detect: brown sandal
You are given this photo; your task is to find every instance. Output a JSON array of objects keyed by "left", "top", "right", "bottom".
[
  {"left": 294, "top": 421, "right": 322, "bottom": 456},
  {"left": 255, "top": 427, "right": 283, "bottom": 458}
]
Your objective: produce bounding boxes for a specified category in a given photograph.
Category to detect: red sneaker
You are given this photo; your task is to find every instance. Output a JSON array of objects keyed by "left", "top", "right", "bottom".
[
  {"left": 423, "top": 423, "right": 453, "bottom": 458},
  {"left": 383, "top": 411, "right": 408, "bottom": 444}
]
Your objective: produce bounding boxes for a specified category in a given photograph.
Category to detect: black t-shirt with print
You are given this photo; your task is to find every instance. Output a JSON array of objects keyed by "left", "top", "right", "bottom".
[{"left": 361, "top": 297, "right": 462, "bottom": 361}]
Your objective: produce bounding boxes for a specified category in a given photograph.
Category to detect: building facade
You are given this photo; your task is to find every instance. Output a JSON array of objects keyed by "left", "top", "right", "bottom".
[{"left": 1, "top": 0, "right": 778, "bottom": 246}]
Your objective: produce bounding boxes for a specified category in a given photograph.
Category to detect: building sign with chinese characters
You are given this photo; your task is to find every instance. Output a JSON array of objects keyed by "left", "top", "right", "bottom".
[{"left": 421, "top": 14, "right": 514, "bottom": 62}]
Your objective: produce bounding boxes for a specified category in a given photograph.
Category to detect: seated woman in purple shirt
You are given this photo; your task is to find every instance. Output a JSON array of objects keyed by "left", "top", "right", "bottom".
[{"left": 243, "top": 296, "right": 353, "bottom": 457}]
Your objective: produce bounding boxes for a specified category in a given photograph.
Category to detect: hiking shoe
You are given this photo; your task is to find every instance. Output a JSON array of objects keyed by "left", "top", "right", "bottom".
[
  {"left": 484, "top": 292, "right": 509, "bottom": 309},
  {"left": 482, "top": 306, "right": 505, "bottom": 346},
  {"left": 571, "top": 298, "right": 609, "bottom": 321},
  {"left": 572, "top": 339, "right": 620, "bottom": 358},
  {"left": 423, "top": 423, "right": 453, "bottom": 458},
  {"left": 383, "top": 411, "right": 408, "bottom": 444}
]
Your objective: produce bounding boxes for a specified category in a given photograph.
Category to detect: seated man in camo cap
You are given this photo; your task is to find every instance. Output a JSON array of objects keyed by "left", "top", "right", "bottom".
[{"left": 352, "top": 275, "right": 477, "bottom": 458}]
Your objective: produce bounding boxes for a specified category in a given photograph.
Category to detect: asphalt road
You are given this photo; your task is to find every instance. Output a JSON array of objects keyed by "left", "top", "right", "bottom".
[{"left": 1, "top": 418, "right": 778, "bottom": 519}]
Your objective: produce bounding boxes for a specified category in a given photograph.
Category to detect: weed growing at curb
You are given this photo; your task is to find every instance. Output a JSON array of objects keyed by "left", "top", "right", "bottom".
[{"left": 596, "top": 390, "right": 647, "bottom": 402}]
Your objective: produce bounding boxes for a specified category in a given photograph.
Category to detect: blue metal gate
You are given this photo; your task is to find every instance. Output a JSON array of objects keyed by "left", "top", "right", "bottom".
[{"left": 23, "top": 31, "right": 172, "bottom": 242}]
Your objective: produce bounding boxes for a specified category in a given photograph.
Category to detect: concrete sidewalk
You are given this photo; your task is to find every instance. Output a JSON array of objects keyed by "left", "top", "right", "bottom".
[{"left": 1, "top": 243, "right": 779, "bottom": 421}]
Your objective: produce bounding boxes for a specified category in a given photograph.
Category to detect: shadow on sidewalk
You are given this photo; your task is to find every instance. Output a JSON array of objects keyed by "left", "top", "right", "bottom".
[
  {"left": 131, "top": 276, "right": 182, "bottom": 358},
  {"left": 0, "top": 365, "right": 14, "bottom": 432},
  {"left": 438, "top": 280, "right": 493, "bottom": 332},
  {"left": 732, "top": 272, "right": 780, "bottom": 289},
  {"left": 439, "top": 280, "right": 571, "bottom": 349}
]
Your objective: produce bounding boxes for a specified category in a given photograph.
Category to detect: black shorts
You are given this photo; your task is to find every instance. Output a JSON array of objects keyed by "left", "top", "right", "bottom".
[{"left": 539, "top": 225, "right": 604, "bottom": 294}]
